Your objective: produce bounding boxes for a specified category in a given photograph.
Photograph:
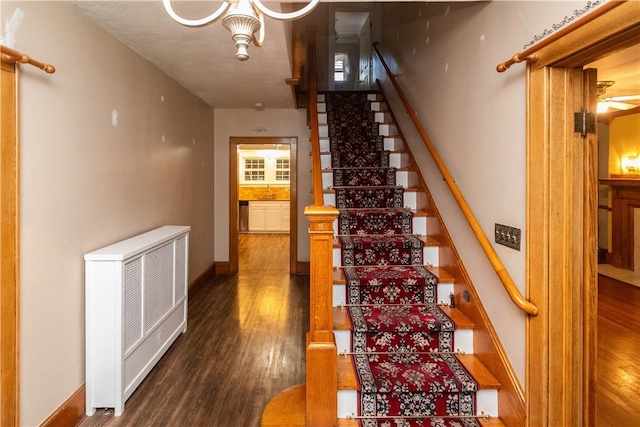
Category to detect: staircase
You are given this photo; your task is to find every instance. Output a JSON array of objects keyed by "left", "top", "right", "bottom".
[{"left": 317, "top": 91, "right": 504, "bottom": 426}]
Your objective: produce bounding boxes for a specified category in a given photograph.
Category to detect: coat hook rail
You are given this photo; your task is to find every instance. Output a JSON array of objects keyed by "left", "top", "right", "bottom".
[
  {"left": 1, "top": 44, "right": 55, "bottom": 73},
  {"left": 496, "top": 0, "right": 622, "bottom": 73}
]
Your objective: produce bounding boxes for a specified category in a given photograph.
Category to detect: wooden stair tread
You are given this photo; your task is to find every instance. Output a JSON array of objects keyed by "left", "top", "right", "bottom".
[
  {"left": 338, "top": 353, "right": 501, "bottom": 390},
  {"left": 439, "top": 306, "right": 476, "bottom": 329},
  {"left": 480, "top": 417, "right": 506, "bottom": 426},
  {"left": 333, "top": 307, "right": 351, "bottom": 330},
  {"left": 457, "top": 354, "right": 502, "bottom": 389},
  {"left": 427, "top": 266, "right": 456, "bottom": 283},
  {"left": 333, "top": 306, "right": 475, "bottom": 331}
]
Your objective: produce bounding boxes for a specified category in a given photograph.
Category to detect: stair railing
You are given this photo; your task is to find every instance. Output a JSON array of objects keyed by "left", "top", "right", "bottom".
[
  {"left": 304, "top": 30, "right": 340, "bottom": 426},
  {"left": 372, "top": 42, "right": 538, "bottom": 316}
]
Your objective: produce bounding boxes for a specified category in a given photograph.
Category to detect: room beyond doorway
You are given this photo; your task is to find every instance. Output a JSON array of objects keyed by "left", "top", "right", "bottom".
[{"left": 237, "top": 143, "right": 291, "bottom": 234}]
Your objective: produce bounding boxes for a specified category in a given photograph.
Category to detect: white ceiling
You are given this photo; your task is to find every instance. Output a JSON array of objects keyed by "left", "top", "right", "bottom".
[
  {"left": 588, "top": 44, "right": 640, "bottom": 110},
  {"left": 74, "top": 0, "right": 300, "bottom": 108},
  {"left": 73, "top": 1, "right": 640, "bottom": 110}
]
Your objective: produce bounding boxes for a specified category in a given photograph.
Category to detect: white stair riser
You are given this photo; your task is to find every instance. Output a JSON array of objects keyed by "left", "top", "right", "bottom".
[
  {"left": 323, "top": 193, "right": 336, "bottom": 206},
  {"left": 370, "top": 101, "right": 387, "bottom": 112},
  {"left": 335, "top": 328, "right": 474, "bottom": 354},
  {"left": 318, "top": 112, "right": 327, "bottom": 124},
  {"left": 317, "top": 102, "right": 326, "bottom": 112},
  {"left": 379, "top": 124, "right": 397, "bottom": 136},
  {"left": 319, "top": 124, "right": 329, "bottom": 138},
  {"left": 396, "top": 170, "right": 420, "bottom": 188},
  {"left": 338, "top": 388, "right": 498, "bottom": 418},
  {"left": 374, "top": 112, "right": 393, "bottom": 123},
  {"left": 454, "top": 329, "right": 474, "bottom": 354},
  {"left": 317, "top": 94, "right": 325, "bottom": 102},
  {"left": 321, "top": 154, "right": 331, "bottom": 170},
  {"left": 413, "top": 217, "right": 427, "bottom": 235},
  {"left": 320, "top": 138, "right": 330, "bottom": 152},
  {"left": 332, "top": 282, "right": 453, "bottom": 307},
  {"left": 437, "top": 282, "right": 454, "bottom": 305},
  {"left": 338, "top": 390, "right": 358, "bottom": 419},
  {"left": 477, "top": 389, "right": 499, "bottom": 417},
  {"left": 389, "top": 153, "right": 410, "bottom": 168},
  {"left": 333, "top": 246, "right": 439, "bottom": 269},
  {"left": 403, "top": 192, "right": 428, "bottom": 210},
  {"left": 384, "top": 137, "right": 404, "bottom": 151},
  {"left": 322, "top": 171, "right": 333, "bottom": 190}
]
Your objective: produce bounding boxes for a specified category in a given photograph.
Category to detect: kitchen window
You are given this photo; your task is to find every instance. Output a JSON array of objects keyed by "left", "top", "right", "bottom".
[
  {"left": 244, "top": 158, "right": 265, "bottom": 181},
  {"left": 276, "top": 158, "right": 290, "bottom": 181}
]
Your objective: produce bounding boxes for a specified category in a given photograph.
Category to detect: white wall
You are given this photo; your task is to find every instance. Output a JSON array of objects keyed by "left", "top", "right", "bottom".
[
  {"left": 213, "top": 109, "right": 312, "bottom": 262},
  {"left": 373, "top": 1, "right": 592, "bottom": 384},
  {"left": 1, "top": 2, "right": 216, "bottom": 425}
]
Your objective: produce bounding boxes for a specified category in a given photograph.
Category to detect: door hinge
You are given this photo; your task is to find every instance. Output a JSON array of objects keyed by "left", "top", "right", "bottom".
[{"left": 574, "top": 108, "right": 596, "bottom": 137}]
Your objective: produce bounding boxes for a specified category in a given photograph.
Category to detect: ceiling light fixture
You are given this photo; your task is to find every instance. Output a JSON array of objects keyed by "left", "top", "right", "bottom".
[{"left": 163, "top": 0, "right": 320, "bottom": 61}]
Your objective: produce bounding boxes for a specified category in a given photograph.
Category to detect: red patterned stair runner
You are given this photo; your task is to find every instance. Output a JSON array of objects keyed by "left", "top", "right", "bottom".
[{"left": 326, "top": 91, "right": 480, "bottom": 427}]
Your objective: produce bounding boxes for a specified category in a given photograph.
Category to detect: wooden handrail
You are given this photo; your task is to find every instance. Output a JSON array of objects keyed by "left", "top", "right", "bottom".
[
  {"left": 496, "top": 1, "right": 622, "bottom": 72},
  {"left": 373, "top": 42, "right": 538, "bottom": 316},
  {"left": 1, "top": 45, "right": 55, "bottom": 73},
  {"left": 307, "top": 33, "right": 323, "bottom": 206}
]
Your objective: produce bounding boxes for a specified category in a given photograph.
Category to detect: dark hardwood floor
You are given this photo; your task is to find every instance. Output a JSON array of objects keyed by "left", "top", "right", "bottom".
[
  {"left": 78, "top": 233, "right": 308, "bottom": 427},
  {"left": 76, "top": 238, "right": 640, "bottom": 426},
  {"left": 596, "top": 273, "right": 640, "bottom": 426}
]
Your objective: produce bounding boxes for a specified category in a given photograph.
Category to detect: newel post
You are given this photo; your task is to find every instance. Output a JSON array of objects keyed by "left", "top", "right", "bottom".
[{"left": 305, "top": 205, "right": 339, "bottom": 427}]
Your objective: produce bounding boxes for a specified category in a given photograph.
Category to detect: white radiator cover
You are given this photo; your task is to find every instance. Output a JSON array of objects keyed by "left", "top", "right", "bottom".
[{"left": 84, "top": 225, "right": 190, "bottom": 416}]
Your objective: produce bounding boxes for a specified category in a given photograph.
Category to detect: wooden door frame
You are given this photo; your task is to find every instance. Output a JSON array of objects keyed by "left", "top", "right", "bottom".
[
  {"left": 526, "top": 3, "right": 640, "bottom": 425},
  {"left": 228, "top": 137, "right": 298, "bottom": 275},
  {"left": 1, "top": 57, "right": 19, "bottom": 426}
]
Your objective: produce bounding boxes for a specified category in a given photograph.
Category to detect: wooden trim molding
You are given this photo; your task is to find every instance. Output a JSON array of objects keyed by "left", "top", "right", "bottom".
[
  {"left": 214, "top": 261, "right": 232, "bottom": 276},
  {"left": 188, "top": 262, "right": 216, "bottom": 299},
  {"left": 40, "top": 386, "right": 85, "bottom": 427},
  {"left": 296, "top": 262, "right": 310, "bottom": 275},
  {"left": 524, "top": 6, "right": 640, "bottom": 423},
  {"left": 1, "top": 56, "right": 19, "bottom": 427}
]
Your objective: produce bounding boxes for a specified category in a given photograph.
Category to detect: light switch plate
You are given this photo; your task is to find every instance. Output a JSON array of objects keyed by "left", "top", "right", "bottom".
[{"left": 495, "top": 223, "right": 521, "bottom": 251}]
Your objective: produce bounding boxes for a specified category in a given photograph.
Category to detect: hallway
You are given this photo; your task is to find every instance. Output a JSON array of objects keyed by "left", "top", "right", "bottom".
[{"left": 79, "top": 233, "right": 308, "bottom": 427}]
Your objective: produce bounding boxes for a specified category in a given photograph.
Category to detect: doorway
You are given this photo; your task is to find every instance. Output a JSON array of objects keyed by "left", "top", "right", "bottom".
[
  {"left": 332, "top": 10, "right": 371, "bottom": 91},
  {"left": 229, "top": 137, "right": 298, "bottom": 275},
  {"left": 525, "top": 4, "right": 640, "bottom": 424}
]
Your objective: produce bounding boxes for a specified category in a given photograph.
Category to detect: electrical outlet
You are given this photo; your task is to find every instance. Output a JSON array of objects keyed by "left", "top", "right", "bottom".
[{"left": 495, "top": 223, "right": 521, "bottom": 251}]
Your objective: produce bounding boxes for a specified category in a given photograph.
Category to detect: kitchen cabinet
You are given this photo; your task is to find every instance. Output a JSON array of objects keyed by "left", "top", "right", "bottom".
[{"left": 249, "top": 201, "right": 290, "bottom": 232}]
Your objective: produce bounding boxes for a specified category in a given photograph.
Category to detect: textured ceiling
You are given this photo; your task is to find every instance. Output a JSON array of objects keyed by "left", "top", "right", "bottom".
[
  {"left": 74, "top": 1, "right": 639, "bottom": 110},
  {"left": 74, "top": 0, "right": 298, "bottom": 108}
]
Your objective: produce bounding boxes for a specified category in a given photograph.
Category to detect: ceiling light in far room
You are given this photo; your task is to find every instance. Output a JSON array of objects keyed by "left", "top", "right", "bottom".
[
  {"left": 162, "top": 0, "right": 320, "bottom": 61},
  {"left": 597, "top": 101, "right": 609, "bottom": 114},
  {"left": 254, "top": 102, "right": 264, "bottom": 110}
]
